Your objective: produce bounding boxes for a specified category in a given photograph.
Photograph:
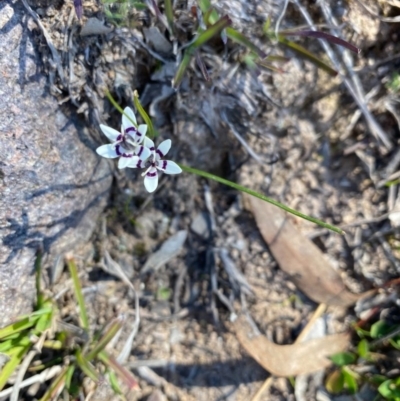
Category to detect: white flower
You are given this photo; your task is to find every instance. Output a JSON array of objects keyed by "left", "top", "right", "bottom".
[
  {"left": 96, "top": 107, "right": 151, "bottom": 169},
  {"left": 127, "top": 137, "right": 182, "bottom": 193}
]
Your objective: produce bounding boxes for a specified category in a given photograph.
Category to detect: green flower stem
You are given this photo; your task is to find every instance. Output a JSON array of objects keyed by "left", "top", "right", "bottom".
[
  {"left": 105, "top": 91, "right": 138, "bottom": 128},
  {"left": 179, "top": 164, "right": 344, "bottom": 235}
]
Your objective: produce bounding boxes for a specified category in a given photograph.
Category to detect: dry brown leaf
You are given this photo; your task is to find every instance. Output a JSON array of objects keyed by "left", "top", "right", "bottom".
[
  {"left": 235, "top": 315, "right": 350, "bottom": 377},
  {"left": 247, "top": 195, "right": 364, "bottom": 306}
]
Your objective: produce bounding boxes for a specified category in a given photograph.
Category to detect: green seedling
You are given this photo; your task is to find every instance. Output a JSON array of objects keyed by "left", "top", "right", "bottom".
[
  {"left": 327, "top": 319, "right": 400, "bottom": 399},
  {"left": 0, "top": 255, "right": 139, "bottom": 399}
]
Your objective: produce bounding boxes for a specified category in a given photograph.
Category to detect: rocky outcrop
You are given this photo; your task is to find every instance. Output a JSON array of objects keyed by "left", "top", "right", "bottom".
[{"left": 0, "top": 0, "right": 112, "bottom": 326}]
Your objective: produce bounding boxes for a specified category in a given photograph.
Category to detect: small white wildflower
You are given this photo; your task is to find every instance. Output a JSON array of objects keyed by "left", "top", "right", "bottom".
[
  {"left": 96, "top": 107, "right": 151, "bottom": 169},
  {"left": 127, "top": 137, "right": 182, "bottom": 193}
]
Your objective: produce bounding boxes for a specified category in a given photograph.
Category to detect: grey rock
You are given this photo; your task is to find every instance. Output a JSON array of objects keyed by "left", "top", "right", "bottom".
[{"left": 0, "top": 0, "right": 112, "bottom": 326}]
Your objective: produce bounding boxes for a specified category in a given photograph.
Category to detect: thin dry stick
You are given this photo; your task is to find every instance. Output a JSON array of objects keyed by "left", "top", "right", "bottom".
[
  {"left": 0, "top": 366, "right": 62, "bottom": 400},
  {"left": 291, "top": 0, "right": 393, "bottom": 150},
  {"left": 10, "top": 350, "right": 37, "bottom": 401},
  {"left": 250, "top": 304, "right": 327, "bottom": 401}
]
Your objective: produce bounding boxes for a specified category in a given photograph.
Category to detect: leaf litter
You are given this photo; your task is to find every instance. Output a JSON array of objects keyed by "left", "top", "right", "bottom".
[
  {"left": 246, "top": 194, "right": 372, "bottom": 307},
  {"left": 235, "top": 314, "right": 350, "bottom": 377}
]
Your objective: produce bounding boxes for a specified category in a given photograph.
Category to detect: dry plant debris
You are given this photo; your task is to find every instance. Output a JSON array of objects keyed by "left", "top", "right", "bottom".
[{"left": 235, "top": 314, "right": 349, "bottom": 377}]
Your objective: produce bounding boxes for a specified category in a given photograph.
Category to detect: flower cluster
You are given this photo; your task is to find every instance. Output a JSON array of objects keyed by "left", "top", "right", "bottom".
[{"left": 96, "top": 107, "right": 182, "bottom": 193}]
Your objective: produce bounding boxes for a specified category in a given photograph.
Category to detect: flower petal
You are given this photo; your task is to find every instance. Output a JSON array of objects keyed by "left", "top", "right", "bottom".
[
  {"left": 144, "top": 137, "right": 155, "bottom": 152},
  {"left": 118, "top": 156, "right": 133, "bottom": 169},
  {"left": 144, "top": 167, "right": 158, "bottom": 193},
  {"left": 122, "top": 107, "right": 137, "bottom": 133},
  {"left": 136, "top": 125, "right": 148, "bottom": 143},
  {"left": 157, "top": 160, "right": 182, "bottom": 174},
  {"left": 96, "top": 144, "right": 118, "bottom": 158},
  {"left": 156, "top": 139, "right": 171, "bottom": 159},
  {"left": 126, "top": 156, "right": 145, "bottom": 169},
  {"left": 135, "top": 145, "right": 151, "bottom": 161},
  {"left": 115, "top": 145, "right": 134, "bottom": 157},
  {"left": 100, "top": 125, "right": 121, "bottom": 142}
]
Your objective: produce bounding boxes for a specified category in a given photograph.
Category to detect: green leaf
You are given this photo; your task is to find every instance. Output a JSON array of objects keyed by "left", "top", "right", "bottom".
[
  {"left": 325, "top": 369, "right": 344, "bottom": 394},
  {"left": 35, "top": 250, "right": 45, "bottom": 308},
  {"left": 198, "top": 0, "right": 218, "bottom": 24},
  {"left": 330, "top": 352, "right": 357, "bottom": 367},
  {"left": 67, "top": 257, "right": 89, "bottom": 332},
  {"left": 157, "top": 287, "right": 171, "bottom": 301},
  {"left": 0, "top": 317, "right": 38, "bottom": 340},
  {"left": 105, "top": 91, "right": 138, "bottom": 129},
  {"left": 192, "top": 16, "right": 232, "bottom": 48},
  {"left": 379, "top": 379, "right": 400, "bottom": 399},
  {"left": 64, "top": 365, "right": 75, "bottom": 392},
  {"left": 370, "top": 321, "right": 394, "bottom": 339},
  {"left": 173, "top": 51, "right": 193, "bottom": 89},
  {"left": 108, "top": 370, "right": 123, "bottom": 395},
  {"left": 76, "top": 349, "right": 100, "bottom": 382},
  {"left": 276, "top": 35, "right": 338, "bottom": 76},
  {"left": 280, "top": 30, "right": 360, "bottom": 54},
  {"left": 226, "top": 27, "right": 266, "bottom": 58},
  {"left": 98, "top": 352, "right": 139, "bottom": 390},
  {"left": 133, "top": 90, "right": 157, "bottom": 138},
  {"left": 86, "top": 317, "right": 124, "bottom": 361},
  {"left": 164, "top": 0, "right": 174, "bottom": 33},
  {"left": 357, "top": 339, "right": 369, "bottom": 359},
  {"left": 0, "top": 344, "right": 30, "bottom": 391},
  {"left": 180, "top": 164, "right": 344, "bottom": 234},
  {"left": 342, "top": 367, "right": 358, "bottom": 394}
]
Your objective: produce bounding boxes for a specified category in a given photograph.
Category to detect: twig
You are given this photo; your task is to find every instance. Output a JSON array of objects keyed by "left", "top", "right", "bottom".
[
  {"left": 100, "top": 251, "right": 140, "bottom": 363},
  {"left": 0, "top": 366, "right": 62, "bottom": 400},
  {"left": 10, "top": 350, "right": 37, "bottom": 401},
  {"left": 250, "top": 304, "right": 327, "bottom": 401},
  {"left": 275, "top": 0, "right": 290, "bottom": 37}
]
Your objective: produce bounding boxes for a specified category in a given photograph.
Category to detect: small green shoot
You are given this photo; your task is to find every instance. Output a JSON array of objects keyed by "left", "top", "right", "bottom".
[
  {"left": 67, "top": 257, "right": 89, "bottom": 332},
  {"left": 0, "top": 254, "right": 138, "bottom": 399}
]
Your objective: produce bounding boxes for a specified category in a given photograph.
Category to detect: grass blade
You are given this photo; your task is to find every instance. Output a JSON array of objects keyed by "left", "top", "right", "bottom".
[
  {"left": 66, "top": 257, "right": 89, "bottom": 332},
  {"left": 164, "top": 0, "right": 174, "bottom": 34},
  {"left": 86, "top": 317, "right": 124, "bottom": 361},
  {"left": 277, "top": 35, "right": 338, "bottom": 76},
  {"left": 226, "top": 28, "right": 266, "bottom": 58},
  {"left": 133, "top": 90, "right": 157, "bottom": 138},
  {"left": 0, "top": 344, "right": 30, "bottom": 391},
  {"left": 281, "top": 30, "right": 361, "bottom": 54},
  {"left": 99, "top": 352, "right": 139, "bottom": 390},
  {"left": 76, "top": 349, "right": 99, "bottom": 382}
]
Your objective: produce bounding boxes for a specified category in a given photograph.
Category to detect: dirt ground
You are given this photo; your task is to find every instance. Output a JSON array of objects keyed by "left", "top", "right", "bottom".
[{"left": 18, "top": 0, "right": 400, "bottom": 399}]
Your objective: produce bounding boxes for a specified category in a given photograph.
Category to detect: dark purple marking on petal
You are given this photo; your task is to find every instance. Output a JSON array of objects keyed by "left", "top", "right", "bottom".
[
  {"left": 156, "top": 149, "right": 165, "bottom": 158},
  {"left": 117, "top": 134, "right": 123, "bottom": 141},
  {"left": 116, "top": 145, "right": 133, "bottom": 158},
  {"left": 150, "top": 146, "right": 155, "bottom": 151},
  {"left": 161, "top": 160, "right": 167, "bottom": 170},
  {"left": 147, "top": 171, "right": 157, "bottom": 177},
  {"left": 125, "top": 127, "right": 136, "bottom": 134},
  {"left": 137, "top": 146, "right": 144, "bottom": 157},
  {"left": 137, "top": 160, "right": 143, "bottom": 168}
]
